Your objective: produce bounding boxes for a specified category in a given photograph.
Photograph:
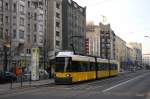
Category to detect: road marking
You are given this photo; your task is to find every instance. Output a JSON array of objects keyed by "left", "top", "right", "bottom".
[
  {"left": 102, "top": 73, "right": 149, "bottom": 92},
  {"left": 86, "top": 85, "right": 102, "bottom": 90}
]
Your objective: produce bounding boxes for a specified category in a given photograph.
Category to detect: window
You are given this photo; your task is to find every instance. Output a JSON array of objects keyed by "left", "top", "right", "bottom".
[
  {"left": 19, "top": 30, "right": 24, "bottom": 39},
  {"left": 90, "top": 62, "right": 95, "bottom": 71},
  {"left": 56, "top": 40, "right": 60, "bottom": 46},
  {"left": 0, "top": 28, "right": 3, "bottom": 39},
  {"left": 33, "top": 35, "right": 36, "bottom": 43},
  {"left": 26, "top": 48, "right": 31, "bottom": 54},
  {"left": 28, "top": 1, "right": 30, "bottom": 7},
  {"left": 56, "top": 22, "right": 60, "bottom": 27},
  {"left": 5, "top": 16, "right": 8, "bottom": 23},
  {"left": 5, "top": 29, "right": 8, "bottom": 35},
  {"left": 55, "top": 57, "right": 71, "bottom": 72},
  {"left": 20, "top": 17, "right": 24, "bottom": 26},
  {"left": 39, "top": 14, "right": 43, "bottom": 19},
  {"left": 0, "top": 1, "right": 2, "bottom": 11},
  {"left": 40, "top": 38, "right": 43, "bottom": 43},
  {"left": 39, "top": 25, "right": 43, "bottom": 32},
  {"left": 56, "top": 12, "right": 60, "bottom": 18},
  {"left": 27, "top": 34, "right": 30, "bottom": 42},
  {"left": 5, "top": 3, "right": 8, "bottom": 10},
  {"left": 13, "top": 3, "right": 16, "bottom": 12},
  {"left": 56, "top": 3, "right": 60, "bottom": 9},
  {"left": 13, "top": 29, "right": 16, "bottom": 39},
  {"left": 34, "top": 13, "right": 37, "bottom": 20},
  {"left": 34, "top": 24, "right": 37, "bottom": 31},
  {"left": 56, "top": 31, "right": 60, "bottom": 36},
  {"left": 20, "top": 5, "right": 24, "bottom": 13},
  {"left": 27, "top": 24, "right": 30, "bottom": 31}
]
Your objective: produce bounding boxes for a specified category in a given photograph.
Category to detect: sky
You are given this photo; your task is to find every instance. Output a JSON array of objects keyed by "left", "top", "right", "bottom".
[{"left": 74, "top": 0, "right": 150, "bottom": 54}]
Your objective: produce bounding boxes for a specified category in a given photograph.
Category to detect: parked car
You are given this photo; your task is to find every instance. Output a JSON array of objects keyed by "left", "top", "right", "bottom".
[{"left": 4, "top": 72, "right": 17, "bottom": 82}]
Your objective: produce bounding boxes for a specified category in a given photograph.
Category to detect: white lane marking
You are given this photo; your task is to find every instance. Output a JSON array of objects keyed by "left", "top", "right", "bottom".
[{"left": 103, "top": 73, "right": 149, "bottom": 92}]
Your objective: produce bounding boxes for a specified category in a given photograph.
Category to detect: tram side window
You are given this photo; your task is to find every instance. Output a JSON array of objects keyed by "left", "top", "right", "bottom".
[
  {"left": 82, "top": 62, "right": 90, "bottom": 71},
  {"left": 99, "top": 63, "right": 108, "bottom": 70},
  {"left": 111, "top": 64, "right": 117, "bottom": 70},
  {"left": 97, "top": 63, "right": 102, "bottom": 70},
  {"left": 90, "top": 62, "right": 95, "bottom": 71},
  {"left": 80, "top": 62, "right": 87, "bottom": 72},
  {"left": 71, "top": 61, "right": 81, "bottom": 72}
]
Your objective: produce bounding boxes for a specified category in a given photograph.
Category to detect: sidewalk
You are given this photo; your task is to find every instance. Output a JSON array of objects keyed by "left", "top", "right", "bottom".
[{"left": 0, "top": 79, "right": 54, "bottom": 93}]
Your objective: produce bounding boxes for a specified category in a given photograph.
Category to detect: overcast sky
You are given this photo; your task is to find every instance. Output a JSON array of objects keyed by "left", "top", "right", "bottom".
[{"left": 74, "top": 0, "right": 150, "bottom": 54}]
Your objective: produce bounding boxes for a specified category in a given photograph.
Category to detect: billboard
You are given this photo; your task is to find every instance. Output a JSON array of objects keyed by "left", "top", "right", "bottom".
[{"left": 31, "top": 48, "right": 40, "bottom": 80}]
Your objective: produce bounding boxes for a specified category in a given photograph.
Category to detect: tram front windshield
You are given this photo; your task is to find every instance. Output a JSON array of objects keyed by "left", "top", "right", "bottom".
[{"left": 55, "top": 57, "right": 71, "bottom": 72}]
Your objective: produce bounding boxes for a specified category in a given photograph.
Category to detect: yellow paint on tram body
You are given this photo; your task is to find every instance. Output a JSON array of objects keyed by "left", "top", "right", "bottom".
[
  {"left": 56, "top": 71, "right": 96, "bottom": 82},
  {"left": 97, "top": 71, "right": 109, "bottom": 78},
  {"left": 55, "top": 70, "right": 118, "bottom": 83}
]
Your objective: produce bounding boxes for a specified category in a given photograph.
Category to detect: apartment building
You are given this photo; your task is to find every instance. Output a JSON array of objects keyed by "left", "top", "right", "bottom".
[
  {"left": 86, "top": 23, "right": 100, "bottom": 56},
  {"left": 47, "top": 0, "right": 62, "bottom": 60},
  {"left": 0, "top": 0, "right": 47, "bottom": 72},
  {"left": 127, "top": 42, "right": 142, "bottom": 65},
  {"left": 99, "top": 23, "right": 116, "bottom": 59},
  {"left": 62, "top": 0, "right": 86, "bottom": 54},
  {"left": 86, "top": 22, "right": 116, "bottom": 59},
  {"left": 115, "top": 35, "right": 127, "bottom": 69}
]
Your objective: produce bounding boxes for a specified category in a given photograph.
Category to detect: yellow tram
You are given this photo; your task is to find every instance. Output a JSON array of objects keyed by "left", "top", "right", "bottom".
[{"left": 54, "top": 52, "right": 118, "bottom": 84}]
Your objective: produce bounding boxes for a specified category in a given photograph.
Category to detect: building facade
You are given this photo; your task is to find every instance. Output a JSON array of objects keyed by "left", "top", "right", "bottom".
[
  {"left": 126, "top": 46, "right": 136, "bottom": 68},
  {"left": 115, "top": 35, "right": 127, "bottom": 69},
  {"left": 0, "top": 0, "right": 47, "bottom": 72},
  {"left": 86, "top": 22, "right": 116, "bottom": 60},
  {"left": 127, "top": 42, "right": 142, "bottom": 66},
  {"left": 47, "top": 0, "right": 62, "bottom": 60},
  {"left": 86, "top": 23, "right": 100, "bottom": 56},
  {"left": 62, "top": 0, "right": 86, "bottom": 54},
  {"left": 143, "top": 54, "right": 150, "bottom": 68},
  {"left": 99, "top": 23, "right": 116, "bottom": 59}
]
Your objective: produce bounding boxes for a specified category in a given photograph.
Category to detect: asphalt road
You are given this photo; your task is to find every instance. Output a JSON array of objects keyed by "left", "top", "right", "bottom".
[{"left": 0, "top": 70, "right": 150, "bottom": 99}]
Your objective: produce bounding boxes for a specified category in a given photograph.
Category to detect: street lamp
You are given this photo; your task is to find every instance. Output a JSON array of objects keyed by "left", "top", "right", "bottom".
[{"left": 70, "top": 35, "right": 83, "bottom": 55}]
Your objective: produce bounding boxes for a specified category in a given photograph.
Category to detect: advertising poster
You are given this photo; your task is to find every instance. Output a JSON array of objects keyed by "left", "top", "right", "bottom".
[{"left": 31, "top": 48, "right": 39, "bottom": 80}]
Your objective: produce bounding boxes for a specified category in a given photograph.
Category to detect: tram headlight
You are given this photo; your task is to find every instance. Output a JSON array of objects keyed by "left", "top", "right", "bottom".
[{"left": 66, "top": 74, "right": 71, "bottom": 77}]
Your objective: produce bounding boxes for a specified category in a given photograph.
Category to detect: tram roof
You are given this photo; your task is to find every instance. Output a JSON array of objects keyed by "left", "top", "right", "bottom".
[{"left": 56, "top": 51, "right": 117, "bottom": 63}]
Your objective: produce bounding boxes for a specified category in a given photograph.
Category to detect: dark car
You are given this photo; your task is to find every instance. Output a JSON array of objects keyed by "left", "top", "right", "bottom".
[{"left": 4, "top": 72, "right": 17, "bottom": 82}]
